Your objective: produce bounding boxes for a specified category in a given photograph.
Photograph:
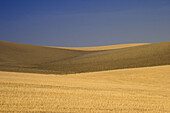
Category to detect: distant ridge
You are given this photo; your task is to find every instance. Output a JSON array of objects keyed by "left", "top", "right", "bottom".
[
  {"left": 55, "top": 43, "right": 149, "bottom": 51},
  {"left": 0, "top": 40, "right": 170, "bottom": 74}
]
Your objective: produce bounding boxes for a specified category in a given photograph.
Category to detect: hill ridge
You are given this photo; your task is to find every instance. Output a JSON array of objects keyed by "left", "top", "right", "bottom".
[
  {"left": 0, "top": 40, "right": 170, "bottom": 74},
  {"left": 54, "top": 43, "right": 149, "bottom": 51}
]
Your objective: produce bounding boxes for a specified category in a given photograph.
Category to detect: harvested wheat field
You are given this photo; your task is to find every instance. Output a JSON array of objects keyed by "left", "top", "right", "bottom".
[
  {"left": 0, "top": 65, "right": 170, "bottom": 113},
  {"left": 0, "top": 41, "right": 170, "bottom": 74}
]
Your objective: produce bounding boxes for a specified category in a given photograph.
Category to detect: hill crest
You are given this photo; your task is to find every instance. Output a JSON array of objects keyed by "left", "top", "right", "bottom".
[{"left": 0, "top": 40, "right": 169, "bottom": 74}]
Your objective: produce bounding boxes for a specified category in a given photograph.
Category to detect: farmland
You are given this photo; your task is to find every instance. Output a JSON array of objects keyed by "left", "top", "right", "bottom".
[{"left": 0, "top": 65, "right": 170, "bottom": 113}]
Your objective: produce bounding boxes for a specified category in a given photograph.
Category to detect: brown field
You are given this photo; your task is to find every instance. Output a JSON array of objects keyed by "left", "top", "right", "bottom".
[
  {"left": 0, "top": 41, "right": 170, "bottom": 74},
  {"left": 55, "top": 43, "right": 149, "bottom": 51},
  {"left": 0, "top": 65, "right": 170, "bottom": 113}
]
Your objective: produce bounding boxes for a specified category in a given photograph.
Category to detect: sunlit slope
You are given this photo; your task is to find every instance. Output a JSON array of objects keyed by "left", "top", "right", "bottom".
[
  {"left": 57, "top": 43, "right": 149, "bottom": 51},
  {"left": 0, "top": 65, "right": 170, "bottom": 112},
  {"left": 0, "top": 41, "right": 170, "bottom": 74}
]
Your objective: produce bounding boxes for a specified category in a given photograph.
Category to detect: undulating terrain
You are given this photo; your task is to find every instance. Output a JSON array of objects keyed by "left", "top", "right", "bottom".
[
  {"left": 0, "top": 41, "right": 170, "bottom": 113},
  {"left": 0, "top": 41, "right": 170, "bottom": 74},
  {"left": 0, "top": 65, "right": 170, "bottom": 113}
]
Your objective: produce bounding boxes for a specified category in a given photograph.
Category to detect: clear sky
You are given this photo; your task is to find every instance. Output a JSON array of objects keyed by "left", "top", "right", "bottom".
[{"left": 0, "top": 0, "right": 170, "bottom": 47}]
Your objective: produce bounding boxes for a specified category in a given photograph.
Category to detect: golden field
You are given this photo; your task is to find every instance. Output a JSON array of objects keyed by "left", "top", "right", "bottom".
[{"left": 0, "top": 65, "right": 170, "bottom": 113}]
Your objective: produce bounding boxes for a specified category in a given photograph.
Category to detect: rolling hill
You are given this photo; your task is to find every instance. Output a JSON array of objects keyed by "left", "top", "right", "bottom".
[{"left": 0, "top": 40, "right": 170, "bottom": 74}]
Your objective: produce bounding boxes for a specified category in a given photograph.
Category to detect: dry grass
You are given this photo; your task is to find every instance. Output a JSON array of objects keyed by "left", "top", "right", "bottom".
[
  {"left": 0, "top": 41, "right": 170, "bottom": 74},
  {"left": 0, "top": 65, "right": 170, "bottom": 113},
  {"left": 55, "top": 43, "right": 149, "bottom": 51}
]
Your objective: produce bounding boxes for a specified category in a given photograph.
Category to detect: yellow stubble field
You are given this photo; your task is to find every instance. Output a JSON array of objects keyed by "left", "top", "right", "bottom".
[{"left": 0, "top": 65, "right": 170, "bottom": 113}]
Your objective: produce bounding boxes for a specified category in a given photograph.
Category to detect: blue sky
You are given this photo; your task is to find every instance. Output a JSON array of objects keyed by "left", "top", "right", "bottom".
[{"left": 0, "top": 0, "right": 170, "bottom": 47}]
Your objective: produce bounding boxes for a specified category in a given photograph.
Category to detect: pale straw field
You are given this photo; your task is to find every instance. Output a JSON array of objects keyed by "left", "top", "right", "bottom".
[{"left": 0, "top": 65, "right": 170, "bottom": 113}]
